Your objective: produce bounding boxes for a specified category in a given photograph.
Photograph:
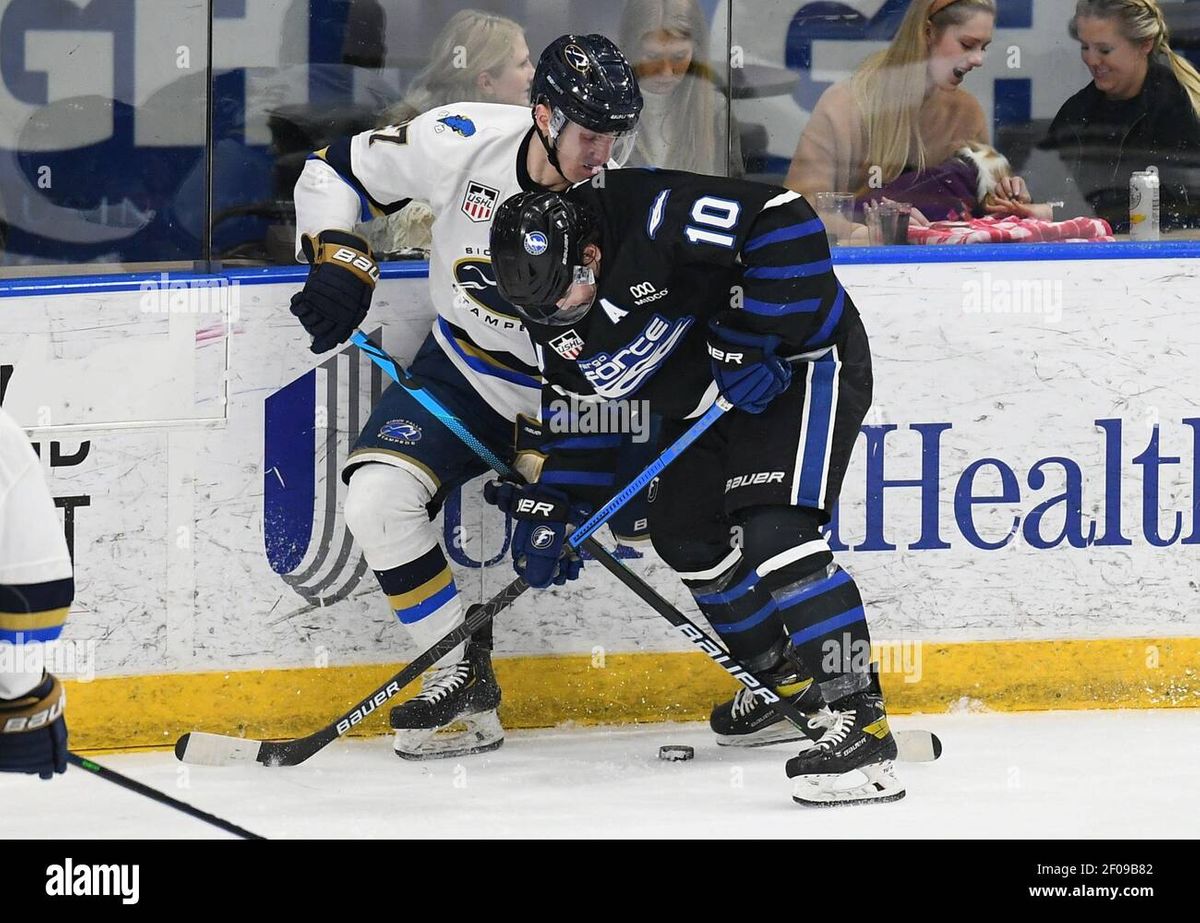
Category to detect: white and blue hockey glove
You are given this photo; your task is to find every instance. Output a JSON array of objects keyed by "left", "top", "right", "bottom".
[
  {"left": 0, "top": 673, "right": 68, "bottom": 780},
  {"left": 483, "top": 481, "right": 590, "bottom": 589},
  {"left": 707, "top": 320, "right": 793, "bottom": 414}
]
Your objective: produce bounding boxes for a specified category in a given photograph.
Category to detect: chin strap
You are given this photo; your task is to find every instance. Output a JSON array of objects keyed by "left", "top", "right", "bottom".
[{"left": 533, "top": 118, "right": 570, "bottom": 186}]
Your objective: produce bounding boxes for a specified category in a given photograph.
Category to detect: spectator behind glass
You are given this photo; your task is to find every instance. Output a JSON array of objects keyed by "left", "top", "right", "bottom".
[
  {"left": 618, "top": 0, "right": 740, "bottom": 176},
  {"left": 785, "top": 0, "right": 1034, "bottom": 227},
  {"left": 379, "top": 10, "right": 534, "bottom": 125},
  {"left": 366, "top": 10, "right": 534, "bottom": 255},
  {"left": 1042, "top": 0, "right": 1200, "bottom": 233}
]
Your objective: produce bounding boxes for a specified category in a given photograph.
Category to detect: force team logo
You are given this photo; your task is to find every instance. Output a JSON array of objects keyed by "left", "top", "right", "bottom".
[
  {"left": 549, "top": 329, "right": 585, "bottom": 360},
  {"left": 462, "top": 181, "right": 499, "bottom": 223}
]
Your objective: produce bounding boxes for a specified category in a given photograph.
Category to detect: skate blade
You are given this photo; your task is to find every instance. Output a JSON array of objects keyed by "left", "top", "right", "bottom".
[
  {"left": 791, "top": 760, "right": 906, "bottom": 807},
  {"left": 715, "top": 725, "right": 817, "bottom": 749},
  {"left": 393, "top": 710, "right": 504, "bottom": 761}
]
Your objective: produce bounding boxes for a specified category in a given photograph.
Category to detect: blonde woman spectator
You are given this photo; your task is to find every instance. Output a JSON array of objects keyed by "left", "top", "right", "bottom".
[
  {"left": 786, "top": 0, "right": 1030, "bottom": 214},
  {"left": 1042, "top": 0, "right": 1200, "bottom": 232},
  {"left": 379, "top": 10, "right": 534, "bottom": 125},
  {"left": 619, "top": 0, "right": 740, "bottom": 175},
  {"left": 368, "top": 11, "right": 534, "bottom": 254}
]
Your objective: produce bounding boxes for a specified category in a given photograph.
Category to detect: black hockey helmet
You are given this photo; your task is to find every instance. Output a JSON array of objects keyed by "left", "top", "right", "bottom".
[
  {"left": 532, "top": 34, "right": 643, "bottom": 166},
  {"left": 491, "top": 191, "right": 598, "bottom": 326}
]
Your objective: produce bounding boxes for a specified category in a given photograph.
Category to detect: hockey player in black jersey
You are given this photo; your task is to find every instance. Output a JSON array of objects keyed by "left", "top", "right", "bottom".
[{"left": 486, "top": 171, "right": 903, "bottom": 805}]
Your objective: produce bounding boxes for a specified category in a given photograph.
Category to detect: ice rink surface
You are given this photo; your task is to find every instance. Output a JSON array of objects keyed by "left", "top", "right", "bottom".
[{"left": 5, "top": 710, "right": 1198, "bottom": 839}]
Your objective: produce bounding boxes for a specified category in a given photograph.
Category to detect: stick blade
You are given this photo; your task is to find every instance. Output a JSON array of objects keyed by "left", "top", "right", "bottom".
[
  {"left": 896, "top": 729, "right": 942, "bottom": 763},
  {"left": 175, "top": 732, "right": 265, "bottom": 766}
]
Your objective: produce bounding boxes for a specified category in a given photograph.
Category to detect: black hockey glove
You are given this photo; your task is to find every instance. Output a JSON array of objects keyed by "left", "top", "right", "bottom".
[
  {"left": 707, "top": 320, "right": 793, "bottom": 414},
  {"left": 483, "top": 480, "right": 590, "bottom": 588},
  {"left": 290, "top": 230, "right": 379, "bottom": 354},
  {"left": 0, "top": 673, "right": 68, "bottom": 780}
]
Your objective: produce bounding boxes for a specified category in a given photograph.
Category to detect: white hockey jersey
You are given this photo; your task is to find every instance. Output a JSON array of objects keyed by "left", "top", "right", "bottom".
[
  {"left": 0, "top": 409, "right": 73, "bottom": 698},
  {"left": 294, "top": 102, "right": 549, "bottom": 422}
]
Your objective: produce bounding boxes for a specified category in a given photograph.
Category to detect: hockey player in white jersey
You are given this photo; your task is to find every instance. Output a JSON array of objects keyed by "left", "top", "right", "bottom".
[
  {"left": 0, "top": 408, "right": 74, "bottom": 779},
  {"left": 289, "top": 35, "right": 643, "bottom": 759}
]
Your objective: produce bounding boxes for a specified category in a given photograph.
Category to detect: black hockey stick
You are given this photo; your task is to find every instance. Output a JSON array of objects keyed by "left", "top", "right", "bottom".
[
  {"left": 351, "top": 333, "right": 942, "bottom": 763},
  {"left": 174, "top": 580, "right": 528, "bottom": 767},
  {"left": 67, "top": 752, "right": 264, "bottom": 838}
]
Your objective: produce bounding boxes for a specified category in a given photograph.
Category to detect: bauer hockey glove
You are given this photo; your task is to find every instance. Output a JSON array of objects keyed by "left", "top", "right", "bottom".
[
  {"left": 707, "top": 320, "right": 793, "bottom": 414},
  {"left": 483, "top": 481, "right": 589, "bottom": 589},
  {"left": 290, "top": 230, "right": 379, "bottom": 354},
  {"left": 0, "top": 673, "right": 68, "bottom": 780}
]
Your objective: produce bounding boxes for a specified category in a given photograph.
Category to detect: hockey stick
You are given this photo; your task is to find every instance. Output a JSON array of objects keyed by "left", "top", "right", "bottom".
[
  {"left": 350, "top": 332, "right": 941, "bottom": 763},
  {"left": 175, "top": 581, "right": 528, "bottom": 767},
  {"left": 176, "top": 336, "right": 730, "bottom": 768},
  {"left": 67, "top": 752, "right": 264, "bottom": 838}
]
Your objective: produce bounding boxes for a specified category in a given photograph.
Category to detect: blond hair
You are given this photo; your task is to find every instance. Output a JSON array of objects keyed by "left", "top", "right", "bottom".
[
  {"left": 1070, "top": 0, "right": 1200, "bottom": 116},
  {"left": 378, "top": 10, "right": 525, "bottom": 126},
  {"left": 619, "top": 0, "right": 726, "bottom": 174},
  {"left": 850, "top": 0, "right": 995, "bottom": 184}
]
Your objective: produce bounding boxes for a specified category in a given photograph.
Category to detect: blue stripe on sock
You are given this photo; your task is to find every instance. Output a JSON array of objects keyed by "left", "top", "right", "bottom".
[
  {"left": 395, "top": 581, "right": 457, "bottom": 624},
  {"left": 711, "top": 599, "right": 777, "bottom": 635},
  {"left": 789, "top": 605, "right": 865, "bottom": 645},
  {"left": 0, "top": 626, "right": 64, "bottom": 643},
  {"left": 694, "top": 568, "right": 757, "bottom": 605},
  {"left": 775, "top": 567, "right": 851, "bottom": 612}
]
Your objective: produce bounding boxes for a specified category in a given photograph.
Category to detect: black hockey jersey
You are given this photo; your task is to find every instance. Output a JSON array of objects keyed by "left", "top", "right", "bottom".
[{"left": 525, "top": 168, "right": 859, "bottom": 494}]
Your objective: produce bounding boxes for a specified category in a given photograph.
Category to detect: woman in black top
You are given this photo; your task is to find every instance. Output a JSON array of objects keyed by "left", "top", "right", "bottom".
[{"left": 1042, "top": 0, "right": 1200, "bottom": 232}]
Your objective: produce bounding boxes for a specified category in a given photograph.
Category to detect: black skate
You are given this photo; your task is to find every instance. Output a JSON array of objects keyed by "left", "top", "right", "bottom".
[
  {"left": 710, "top": 672, "right": 824, "bottom": 749},
  {"left": 785, "top": 689, "right": 905, "bottom": 806},
  {"left": 390, "top": 638, "right": 503, "bottom": 760}
]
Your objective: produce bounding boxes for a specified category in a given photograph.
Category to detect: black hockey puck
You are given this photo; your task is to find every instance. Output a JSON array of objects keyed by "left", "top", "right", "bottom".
[{"left": 658, "top": 745, "right": 694, "bottom": 761}]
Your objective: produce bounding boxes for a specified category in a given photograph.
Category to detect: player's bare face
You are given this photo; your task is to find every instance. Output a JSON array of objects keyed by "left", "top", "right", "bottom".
[{"left": 555, "top": 122, "right": 617, "bottom": 182}]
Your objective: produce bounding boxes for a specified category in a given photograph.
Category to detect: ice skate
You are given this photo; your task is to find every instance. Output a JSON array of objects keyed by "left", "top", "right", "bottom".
[
  {"left": 710, "top": 655, "right": 825, "bottom": 748},
  {"left": 390, "top": 638, "right": 503, "bottom": 760},
  {"left": 785, "top": 688, "right": 906, "bottom": 806}
]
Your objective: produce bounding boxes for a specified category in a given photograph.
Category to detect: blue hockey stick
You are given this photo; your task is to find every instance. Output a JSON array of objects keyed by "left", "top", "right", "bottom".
[{"left": 350, "top": 331, "right": 942, "bottom": 764}]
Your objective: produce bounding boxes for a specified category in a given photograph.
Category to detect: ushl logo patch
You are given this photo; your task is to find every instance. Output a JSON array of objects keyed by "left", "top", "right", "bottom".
[
  {"left": 550, "top": 329, "right": 585, "bottom": 360},
  {"left": 462, "top": 181, "right": 499, "bottom": 222}
]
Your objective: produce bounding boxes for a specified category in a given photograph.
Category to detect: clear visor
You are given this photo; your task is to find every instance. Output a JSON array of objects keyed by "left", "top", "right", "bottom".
[
  {"left": 549, "top": 108, "right": 639, "bottom": 168},
  {"left": 541, "top": 265, "right": 595, "bottom": 327}
]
